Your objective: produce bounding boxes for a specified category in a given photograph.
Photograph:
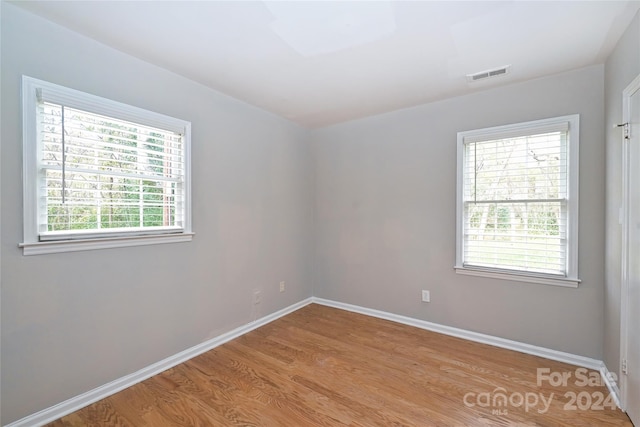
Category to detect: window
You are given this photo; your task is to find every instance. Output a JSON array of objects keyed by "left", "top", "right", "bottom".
[
  {"left": 455, "top": 115, "right": 580, "bottom": 287},
  {"left": 20, "top": 76, "right": 192, "bottom": 255}
]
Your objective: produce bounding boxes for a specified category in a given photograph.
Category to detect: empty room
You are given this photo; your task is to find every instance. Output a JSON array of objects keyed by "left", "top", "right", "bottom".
[{"left": 1, "top": 0, "right": 640, "bottom": 426}]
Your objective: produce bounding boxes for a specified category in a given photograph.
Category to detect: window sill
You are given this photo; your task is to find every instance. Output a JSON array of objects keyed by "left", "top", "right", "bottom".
[
  {"left": 454, "top": 266, "right": 580, "bottom": 288},
  {"left": 19, "top": 232, "right": 194, "bottom": 256}
]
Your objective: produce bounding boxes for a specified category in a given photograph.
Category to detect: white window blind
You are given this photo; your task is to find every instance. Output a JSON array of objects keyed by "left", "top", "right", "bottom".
[
  {"left": 39, "top": 102, "right": 185, "bottom": 239},
  {"left": 456, "top": 115, "right": 579, "bottom": 286},
  {"left": 21, "top": 76, "right": 192, "bottom": 254}
]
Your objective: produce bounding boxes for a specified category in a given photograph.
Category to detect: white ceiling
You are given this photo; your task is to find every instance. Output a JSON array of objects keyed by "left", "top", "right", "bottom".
[{"left": 12, "top": 1, "right": 640, "bottom": 128}]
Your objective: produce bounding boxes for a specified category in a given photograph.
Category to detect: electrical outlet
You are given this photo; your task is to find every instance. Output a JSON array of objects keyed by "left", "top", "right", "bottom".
[
  {"left": 421, "top": 290, "right": 430, "bottom": 303},
  {"left": 279, "top": 281, "right": 285, "bottom": 292},
  {"left": 253, "top": 290, "right": 262, "bottom": 305}
]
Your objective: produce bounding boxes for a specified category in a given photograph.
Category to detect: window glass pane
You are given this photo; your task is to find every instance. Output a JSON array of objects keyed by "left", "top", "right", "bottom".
[
  {"left": 464, "top": 132, "right": 566, "bottom": 203},
  {"left": 464, "top": 201, "right": 566, "bottom": 275},
  {"left": 39, "top": 102, "right": 184, "bottom": 237}
]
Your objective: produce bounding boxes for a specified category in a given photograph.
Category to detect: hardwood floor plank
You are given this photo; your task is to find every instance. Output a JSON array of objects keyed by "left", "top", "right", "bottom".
[{"left": 46, "top": 304, "right": 632, "bottom": 426}]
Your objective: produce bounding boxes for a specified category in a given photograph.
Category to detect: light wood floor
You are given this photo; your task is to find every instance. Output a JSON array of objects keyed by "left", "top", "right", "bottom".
[{"left": 48, "top": 304, "right": 632, "bottom": 426}]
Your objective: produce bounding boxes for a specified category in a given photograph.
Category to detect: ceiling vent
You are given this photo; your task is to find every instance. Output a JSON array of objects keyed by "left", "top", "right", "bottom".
[{"left": 467, "top": 65, "right": 511, "bottom": 82}]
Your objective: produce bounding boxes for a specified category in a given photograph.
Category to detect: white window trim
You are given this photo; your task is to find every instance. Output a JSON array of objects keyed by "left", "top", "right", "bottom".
[
  {"left": 19, "top": 233, "right": 195, "bottom": 256},
  {"left": 20, "top": 76, "right": 193, "bottom": 255},
  {"left": 455, "top": 115, "right": 580, "bottom": 288}
]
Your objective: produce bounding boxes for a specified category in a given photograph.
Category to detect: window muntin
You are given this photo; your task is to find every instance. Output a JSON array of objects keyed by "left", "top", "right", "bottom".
[
  {"left": 40, "top": 102, "right": 185, "bottom": 239},
  {"left": 456, "top": 116, "right": 579, "bottom": 286},
  {"left": 21, "top": 76, "right": 192, "bottom": 253}
]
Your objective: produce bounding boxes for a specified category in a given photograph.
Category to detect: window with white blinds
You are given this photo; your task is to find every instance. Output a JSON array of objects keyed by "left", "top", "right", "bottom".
[
  {"left": 21, "top": 76, "right": 192, "bottom": 255},
  {"left": 455, "top": 115, "right": 580, "bottom": 287}
]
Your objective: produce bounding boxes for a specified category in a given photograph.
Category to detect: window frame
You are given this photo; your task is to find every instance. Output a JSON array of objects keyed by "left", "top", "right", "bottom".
[
  {"left": 20, "top": 76, "right": 193, "bottom": 255},
  {"left": 455, "top": 115, "right": 580, "bottom": 288}
]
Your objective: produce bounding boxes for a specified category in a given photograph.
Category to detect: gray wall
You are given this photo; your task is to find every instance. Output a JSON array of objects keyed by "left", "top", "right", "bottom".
[
  {"left": 0, "top": 3, "right": 314, "bottom": 424},
  {"left": 604, "top": 10, "right": 640, "bottom": 382},
  {"left": 311, "top": 65, "right": 606, "bottom": 359}
]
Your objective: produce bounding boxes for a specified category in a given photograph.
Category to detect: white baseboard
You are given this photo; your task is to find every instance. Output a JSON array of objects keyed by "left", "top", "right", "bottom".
[
  {"left": 312, "top": 298, "right": 609, "bottom": 370},
  {"left": 6, "top": 298, "right": 314, "bottom": 427},
  {"left": 599, "top": 363, "right": 623, "bottom": 410},
  {"left": 8, "top": 296, "right": 623, "bottom": 426}
]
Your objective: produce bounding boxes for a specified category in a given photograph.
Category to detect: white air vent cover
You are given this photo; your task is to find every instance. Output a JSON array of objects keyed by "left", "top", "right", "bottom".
[{"left": 467, "top": 65, "right": 511, "bottom": 82}]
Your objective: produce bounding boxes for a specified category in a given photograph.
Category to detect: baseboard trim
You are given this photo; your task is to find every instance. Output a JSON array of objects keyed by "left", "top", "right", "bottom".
[
  {"left": 6, "top": 298, "right": 314, "bottom": 427},
  {"left": 311, "top": 297, "right": 604, "bottom": 370},
  {"left": 599, "top": 362, "right": 623, "bottom": 410}
]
